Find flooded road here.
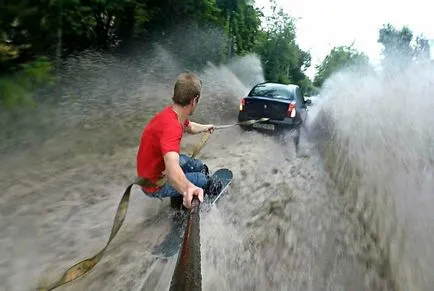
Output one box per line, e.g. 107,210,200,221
2,47,430,291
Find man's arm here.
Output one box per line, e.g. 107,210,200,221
185,121,214,134
163,151,194,194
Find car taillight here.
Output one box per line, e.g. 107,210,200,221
287,102,296,117
239,98,245,111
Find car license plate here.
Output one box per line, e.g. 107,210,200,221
253,122,275,130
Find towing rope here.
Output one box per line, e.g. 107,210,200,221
35,118,268,291
214,117,269,129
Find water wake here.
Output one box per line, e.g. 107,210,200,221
309,62,434,291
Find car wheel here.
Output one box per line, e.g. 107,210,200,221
291,126,301,152
239,125,252,132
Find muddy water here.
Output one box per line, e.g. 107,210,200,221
1,48,391,291
309,62,434,291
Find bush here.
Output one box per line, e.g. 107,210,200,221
0,57,54,109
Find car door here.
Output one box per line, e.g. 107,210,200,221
295,87,307,123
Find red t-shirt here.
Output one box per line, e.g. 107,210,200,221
136,106,190,193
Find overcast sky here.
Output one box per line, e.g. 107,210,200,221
254,0,434,78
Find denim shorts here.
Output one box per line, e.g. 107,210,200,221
145,154,208,199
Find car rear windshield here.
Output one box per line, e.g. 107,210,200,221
248,84,295,100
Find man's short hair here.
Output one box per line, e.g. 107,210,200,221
172,72,202,106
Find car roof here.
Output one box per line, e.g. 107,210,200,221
253,82,299,91
250,82,299,95
248,82,300,100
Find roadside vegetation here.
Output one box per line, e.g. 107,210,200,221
1,0,431,110
313,24,432,88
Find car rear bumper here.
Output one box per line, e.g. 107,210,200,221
238,111,300,130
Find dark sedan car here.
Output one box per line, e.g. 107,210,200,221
238,82,310,132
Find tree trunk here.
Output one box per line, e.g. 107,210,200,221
56,0,63,71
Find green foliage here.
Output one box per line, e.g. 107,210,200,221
312,23,431,89
378,23,431,69
2,1,433,111
0,57,53,109
1,0,314,109
20,57,54,85
299,77,317,96
253,2,311,92
313,46,370,88
414,36,431,61
231,4,262,55
0,78,34,109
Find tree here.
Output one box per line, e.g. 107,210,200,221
414,36,431,62
378,23,431,70
253,1,312,89
313,45,369,88
0,0,229,107
0,0,312,109
378,23,413,69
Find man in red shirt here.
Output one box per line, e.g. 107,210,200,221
137,72,216,210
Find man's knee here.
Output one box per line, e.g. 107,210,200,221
181,156,206,174
185,172,208,188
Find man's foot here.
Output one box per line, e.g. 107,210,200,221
201,164,209,176
205,176,223,196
